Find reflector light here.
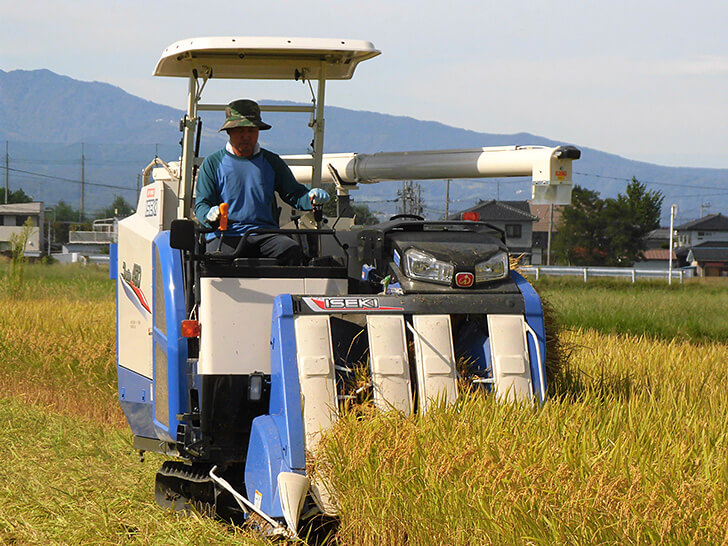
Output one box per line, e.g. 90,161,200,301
455,272,475,287
462,211,479,221
181,320,200,338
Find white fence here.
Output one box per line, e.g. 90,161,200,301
520,265,693,283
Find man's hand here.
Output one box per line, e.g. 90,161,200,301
308,188,330,205
206,205,220,222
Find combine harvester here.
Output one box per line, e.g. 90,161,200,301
114,36,579,537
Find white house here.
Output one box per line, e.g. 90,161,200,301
0,202,45,257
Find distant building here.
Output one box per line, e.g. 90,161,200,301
529,203,564,265
0,201,45,257
671,214,728,277
675,213,728,247
643,227,672,250
676,241,728,277
54,217,118,263
449,200,538,263
639,248,677,270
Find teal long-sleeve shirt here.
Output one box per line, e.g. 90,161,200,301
194,147,311,236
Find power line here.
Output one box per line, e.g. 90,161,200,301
5,166,135,192
574,170,726,191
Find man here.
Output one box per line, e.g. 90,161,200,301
194,99,329,265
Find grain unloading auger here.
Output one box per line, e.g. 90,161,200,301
113,37,579,538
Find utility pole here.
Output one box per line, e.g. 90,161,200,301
80,143,85,222
546,204,554,266
136,174,141,204
4,141,9,203
445,179,450,219
700,201,711,217
668,204,677,285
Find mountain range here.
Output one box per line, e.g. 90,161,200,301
1,68,725,222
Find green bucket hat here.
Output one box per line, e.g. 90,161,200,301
219,99,271,131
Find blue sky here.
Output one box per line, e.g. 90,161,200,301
2,0,727,168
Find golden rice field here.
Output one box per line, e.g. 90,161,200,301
1,265,726,545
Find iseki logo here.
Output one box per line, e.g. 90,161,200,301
324,297,379,309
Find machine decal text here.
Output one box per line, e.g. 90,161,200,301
145,198,159,217
304,297,404,312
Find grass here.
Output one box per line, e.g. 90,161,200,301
0,397,268,545
0,264,121,426
533,277,728,342
0,264,268,545
1,264,727,544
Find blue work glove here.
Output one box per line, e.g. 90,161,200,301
206,205,220,222
308,188,329,205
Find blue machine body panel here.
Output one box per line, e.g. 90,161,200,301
151,231,188,442
245,294,307,518
109,243,118,280
510,271,547,402
117,366,157,437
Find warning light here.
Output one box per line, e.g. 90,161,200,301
462,211,479,222
181,320,200,338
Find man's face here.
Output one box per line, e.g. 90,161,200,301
227,126,259,157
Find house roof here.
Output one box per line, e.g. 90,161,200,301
0,201,44,214
689,247,728,262
677,241,728,262
449,200,538,223
645,227,671,240
641,248,676,261
675,213,728,232
529,203,564,232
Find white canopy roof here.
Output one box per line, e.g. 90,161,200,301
154,36,380,80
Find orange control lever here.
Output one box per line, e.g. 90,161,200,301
218,203,229,231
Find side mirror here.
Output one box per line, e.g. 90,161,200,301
170,219,196,251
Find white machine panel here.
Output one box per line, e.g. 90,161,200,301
294,314,339,516
116,180,173,379
294,315,339,451
366,315,412,415
198,277,346,375
411,315,458,412
487,314,533,402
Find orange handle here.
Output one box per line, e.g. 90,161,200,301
218,203,229,231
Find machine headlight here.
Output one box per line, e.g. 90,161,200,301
403,248,454,285
474,251,509,282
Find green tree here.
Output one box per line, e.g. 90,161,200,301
0,187,33,204
553,185,609,265
97,195,134,219
603,177,663,265
52,200,86,245
554,179,663,266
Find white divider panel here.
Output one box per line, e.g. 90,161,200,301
411,315,458,412
293,316,338,451
486,314,532,402
366,315,412,415
293,315,339,515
